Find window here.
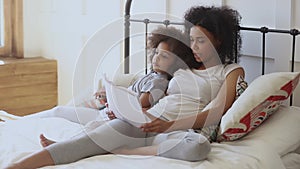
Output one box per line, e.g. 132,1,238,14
0,0,23,58
0,0,4,46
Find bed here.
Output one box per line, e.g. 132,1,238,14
1,1,300,168
1,106,300,169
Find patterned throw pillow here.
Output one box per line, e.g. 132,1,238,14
236,75,248,99
217,72,300,142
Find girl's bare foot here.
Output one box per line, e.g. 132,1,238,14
40,134,56,147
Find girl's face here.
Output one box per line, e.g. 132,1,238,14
152,42,176,74
190,26,220,68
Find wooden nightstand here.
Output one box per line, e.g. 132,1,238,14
0,57,57,116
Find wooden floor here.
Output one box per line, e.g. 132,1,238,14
0,57,57,116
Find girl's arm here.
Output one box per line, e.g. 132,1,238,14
141,68,245,133
139,92,153,109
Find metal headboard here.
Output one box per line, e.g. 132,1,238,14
124,0,299,105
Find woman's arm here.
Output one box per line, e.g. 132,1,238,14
141,68,245,133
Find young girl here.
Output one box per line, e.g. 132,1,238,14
39,26,197,147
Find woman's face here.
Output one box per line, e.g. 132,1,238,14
152,42,176,74
190,26,220,68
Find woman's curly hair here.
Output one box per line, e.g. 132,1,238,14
184,6,242,64
147,26,201,74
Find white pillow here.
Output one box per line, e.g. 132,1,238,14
66,73,141,108
242,105,300,156
217,72,300,141
112,73,142,87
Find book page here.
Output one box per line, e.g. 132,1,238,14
103,75,151,127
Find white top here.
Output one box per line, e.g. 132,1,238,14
147,63,242,121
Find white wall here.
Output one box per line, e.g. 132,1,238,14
23,0,300,106
23,0,124,104
168,0,223,18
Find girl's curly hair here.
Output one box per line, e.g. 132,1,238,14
184,6,242,64
148,26,201,74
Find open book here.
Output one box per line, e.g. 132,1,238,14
103,75,152,127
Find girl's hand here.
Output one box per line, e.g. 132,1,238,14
94,88,107,105
104,103,116,120
140,118,174,133
106,110,116,120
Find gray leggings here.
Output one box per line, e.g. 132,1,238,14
46,119,211,164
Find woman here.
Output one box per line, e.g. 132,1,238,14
141,5,243,136
116,5,244,157
5,5,244,169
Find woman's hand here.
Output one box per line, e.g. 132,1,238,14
140,118,174,133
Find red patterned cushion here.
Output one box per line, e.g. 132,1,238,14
217,72,300,142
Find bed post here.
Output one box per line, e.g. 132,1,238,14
289,28,299,106
124,0,132,74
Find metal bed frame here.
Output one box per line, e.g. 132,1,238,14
123,0,299,105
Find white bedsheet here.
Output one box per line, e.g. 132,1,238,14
0,115,286,169
282,153,300,169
